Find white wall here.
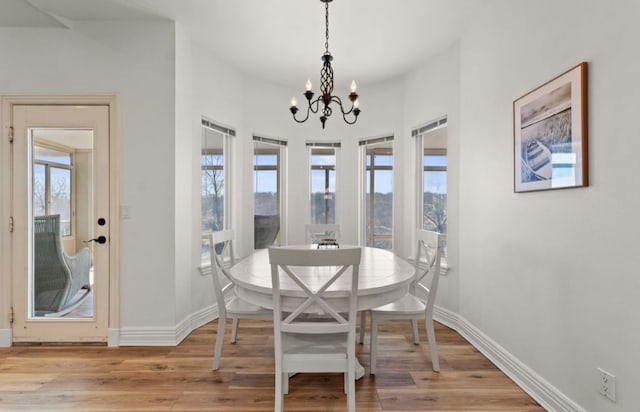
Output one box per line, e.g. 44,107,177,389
0,21,178,329
174,23,195,324
458,0,640,410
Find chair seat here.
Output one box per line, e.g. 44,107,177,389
227,295,272,316
370,293,425,316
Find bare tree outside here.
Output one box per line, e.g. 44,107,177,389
201,152,224,232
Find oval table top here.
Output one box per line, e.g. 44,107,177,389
228,245,415,313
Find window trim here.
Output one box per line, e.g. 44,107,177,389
200,118,235,267
413,118,449,272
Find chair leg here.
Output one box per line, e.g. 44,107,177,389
283,372,289,394
425,317,440,372
212,316,226,370
231,318,240,343
411,319,420,344
274,369,284,412
347,361,356,412
358,311,366,344
369,316,378,375
343,372,347,394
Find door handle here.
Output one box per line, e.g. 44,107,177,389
85,235,107,244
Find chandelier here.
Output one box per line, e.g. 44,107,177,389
289,0,361,129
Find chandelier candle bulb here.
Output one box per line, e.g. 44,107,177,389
290,97,297,108
305,78,313,91
350,80,357,93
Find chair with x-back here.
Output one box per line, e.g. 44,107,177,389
368,229,443,374
269,246,361,412
208,230,272,370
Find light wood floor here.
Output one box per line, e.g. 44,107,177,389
0,319,544,411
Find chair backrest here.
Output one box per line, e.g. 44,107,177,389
269,246,361,335
254,214,280,249
33,214,72,311
211,229,235,268
412,230,443,317
207,230,236,318
305,223,341,245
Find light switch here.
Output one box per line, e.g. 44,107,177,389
120,205,131,220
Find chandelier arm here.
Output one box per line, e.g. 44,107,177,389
342,111,359,125
291,96,324,123
291,106,312,124
308,96,322,114
292,110,311,124
330,95,352,116
330,96,360,124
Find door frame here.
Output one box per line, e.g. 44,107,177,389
0,94,121,346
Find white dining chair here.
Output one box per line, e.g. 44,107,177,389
269,246,361,412
368,229,443,374
304,223,341,245
208,230,272,370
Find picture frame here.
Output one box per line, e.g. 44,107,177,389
513,62,588,193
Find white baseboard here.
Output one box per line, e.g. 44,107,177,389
118,304,218,346
0,328,11,347
434,305,585,412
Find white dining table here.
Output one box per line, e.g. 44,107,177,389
228,245,415,314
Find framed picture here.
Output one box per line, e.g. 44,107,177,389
513,62,588,193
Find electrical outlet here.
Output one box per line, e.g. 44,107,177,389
598,368,617,402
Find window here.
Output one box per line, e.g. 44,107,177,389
201,118,234,260
308,144,339,224
414,117,448,256
360,136,394,250
32,144,73,236
254,135,287,248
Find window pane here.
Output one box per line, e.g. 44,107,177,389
33,164,46,217
34,146,72,165
424,170,447,194
310,149,336,225
375,154,393,166
201,130,225,234
373,170,393,234
201,163,224,232
424,155,447,167
423,171,447,234
254,154,277,166
311,154,335,166
254,148,281,249
254,170,278,215
50,167,72,236
311,169,336,224
365,150,393,250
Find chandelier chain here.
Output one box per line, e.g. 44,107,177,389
324,0,329,53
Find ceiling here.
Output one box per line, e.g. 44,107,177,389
0,0,488,87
